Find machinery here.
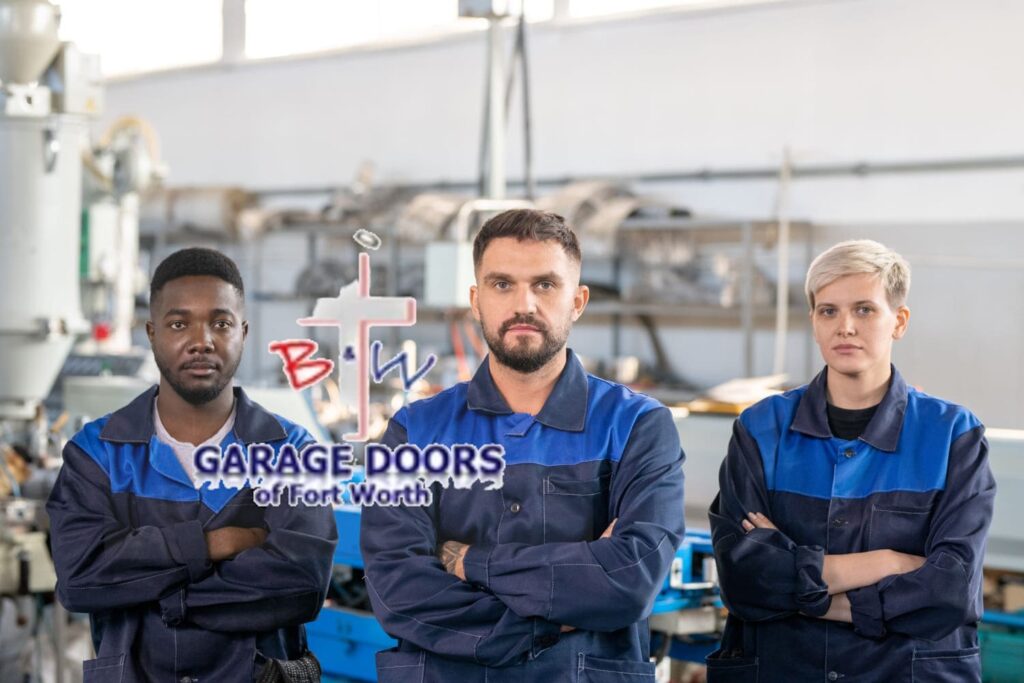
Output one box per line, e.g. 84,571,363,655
0,0,91,676
0,0,94,419
0,1,161,678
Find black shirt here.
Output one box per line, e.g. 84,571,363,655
826,402,879,440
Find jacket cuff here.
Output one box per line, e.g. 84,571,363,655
463,544,492,589
165,520,212,583
159,589,186,626
793,545,831,617
848,584,886,639
530,619,562,659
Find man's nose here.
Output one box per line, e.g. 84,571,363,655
187,325,215,352
514,287,537,315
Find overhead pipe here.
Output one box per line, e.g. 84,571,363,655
251,153,1024,197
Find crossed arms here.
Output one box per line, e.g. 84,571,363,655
47,439,337,633
359,407,685,667
737,510,926,623
710,418,995,640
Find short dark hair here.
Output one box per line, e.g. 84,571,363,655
150,248,245,304
472,209,581,268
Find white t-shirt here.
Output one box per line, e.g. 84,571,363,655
154,398,236,486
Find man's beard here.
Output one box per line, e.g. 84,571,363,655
155,355,238,406
481,313,569,374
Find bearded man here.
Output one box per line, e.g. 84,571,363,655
360,209,686,682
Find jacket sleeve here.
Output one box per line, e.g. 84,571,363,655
157,483,338,633
461,406,686,632
46,440,210,613
847,425,996,641
361,416,564,668
708,418,832,621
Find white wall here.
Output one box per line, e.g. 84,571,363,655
99,0,1024,215
102,0,1024,427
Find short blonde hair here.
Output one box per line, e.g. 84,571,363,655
805,240,911,309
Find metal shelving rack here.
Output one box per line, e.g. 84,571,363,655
140,212,818,386
598,217,817,379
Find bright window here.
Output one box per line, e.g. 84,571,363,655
569,0,777,19
245,0,554,60
58,0,222,78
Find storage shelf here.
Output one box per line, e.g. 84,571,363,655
583,301,810,328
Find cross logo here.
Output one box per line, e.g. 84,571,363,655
269,252,436,441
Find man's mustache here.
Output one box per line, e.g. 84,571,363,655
499,315,548,335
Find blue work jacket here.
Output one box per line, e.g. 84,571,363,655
708,366,996,683
360,350,686,682
46,386,338,682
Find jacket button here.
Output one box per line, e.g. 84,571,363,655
510,502,521,514
828,672,841,681
843,449,855,458
832,518,845,528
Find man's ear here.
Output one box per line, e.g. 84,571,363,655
242,320,249,340
145,320,155,344
572,285,590,321
469,284,481,321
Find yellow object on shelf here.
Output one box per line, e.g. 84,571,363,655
682,398,748,416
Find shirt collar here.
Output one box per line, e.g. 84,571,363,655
100,385,286,444
154,396,237,448
791,365,908,452
466,348,589,432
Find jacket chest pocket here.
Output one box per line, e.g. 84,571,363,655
206,487,264,527
868,504,932,555
543,475,610,543
128,493,201,529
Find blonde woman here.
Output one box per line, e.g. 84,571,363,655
708,240,995,682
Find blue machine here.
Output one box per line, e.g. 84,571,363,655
307,508,387,683
309,508,722,682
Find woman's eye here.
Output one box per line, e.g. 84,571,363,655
857,306,873,315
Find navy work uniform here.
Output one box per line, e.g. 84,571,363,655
47,387,338,682
708,367,995,682
360,350,686,682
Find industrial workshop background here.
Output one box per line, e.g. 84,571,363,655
1,0,1022,681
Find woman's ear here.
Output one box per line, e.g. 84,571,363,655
893,305,910,339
